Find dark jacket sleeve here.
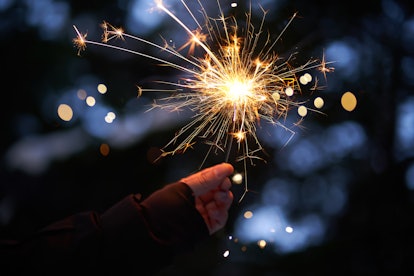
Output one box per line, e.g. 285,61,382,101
0,182,210,275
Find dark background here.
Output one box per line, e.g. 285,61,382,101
1,0,414,275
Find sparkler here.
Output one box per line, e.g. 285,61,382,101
73,0,333,202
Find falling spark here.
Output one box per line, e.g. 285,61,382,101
73,0,334,202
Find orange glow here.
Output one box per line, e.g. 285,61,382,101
341,91,357,112
57,104,73,122
100,143,110,156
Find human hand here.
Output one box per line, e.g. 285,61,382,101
180,163,234,234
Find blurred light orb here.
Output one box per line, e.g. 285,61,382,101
314,97,324,109
244,211,253,219
97,83,107,94
285,86,294,96
77,89,87,100
100,143,110,156
86,96,96,107
258,239,267,249
299,73,312,85
57,104,73,121
285,226,294,233
272,92,280,101
232,172,243,184
341,91,357,111
298,105,308,117
105,111,116,123
223,250,230,257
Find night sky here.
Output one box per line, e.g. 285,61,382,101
1,0,414,275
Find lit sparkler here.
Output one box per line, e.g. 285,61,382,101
73,0,333,202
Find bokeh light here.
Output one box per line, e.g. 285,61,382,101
57,104,73,122
86,96,96,107
341,91,357,111
314,96,324,109
97,83,107,94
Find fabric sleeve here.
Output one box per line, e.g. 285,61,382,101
0,182,210,275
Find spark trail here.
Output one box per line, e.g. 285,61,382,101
73,0,334,202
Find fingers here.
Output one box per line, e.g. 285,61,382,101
181,163,234,196
195,189,233,234
206,203,228,233
215,189,233,210
182,163,234,234
220,177,232,191
204,191,233,233
197,177,232,203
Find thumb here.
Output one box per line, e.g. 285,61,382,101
180,163,234,196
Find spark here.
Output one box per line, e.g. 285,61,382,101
72,25,87,56
318,50,335,81
73,0,334,202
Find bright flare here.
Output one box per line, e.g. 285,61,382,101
73,0,334,201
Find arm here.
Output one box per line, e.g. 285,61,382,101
0,163,234,274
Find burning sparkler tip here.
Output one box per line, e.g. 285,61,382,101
72,25,87,56
136,86,142,97
101,21,125,43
